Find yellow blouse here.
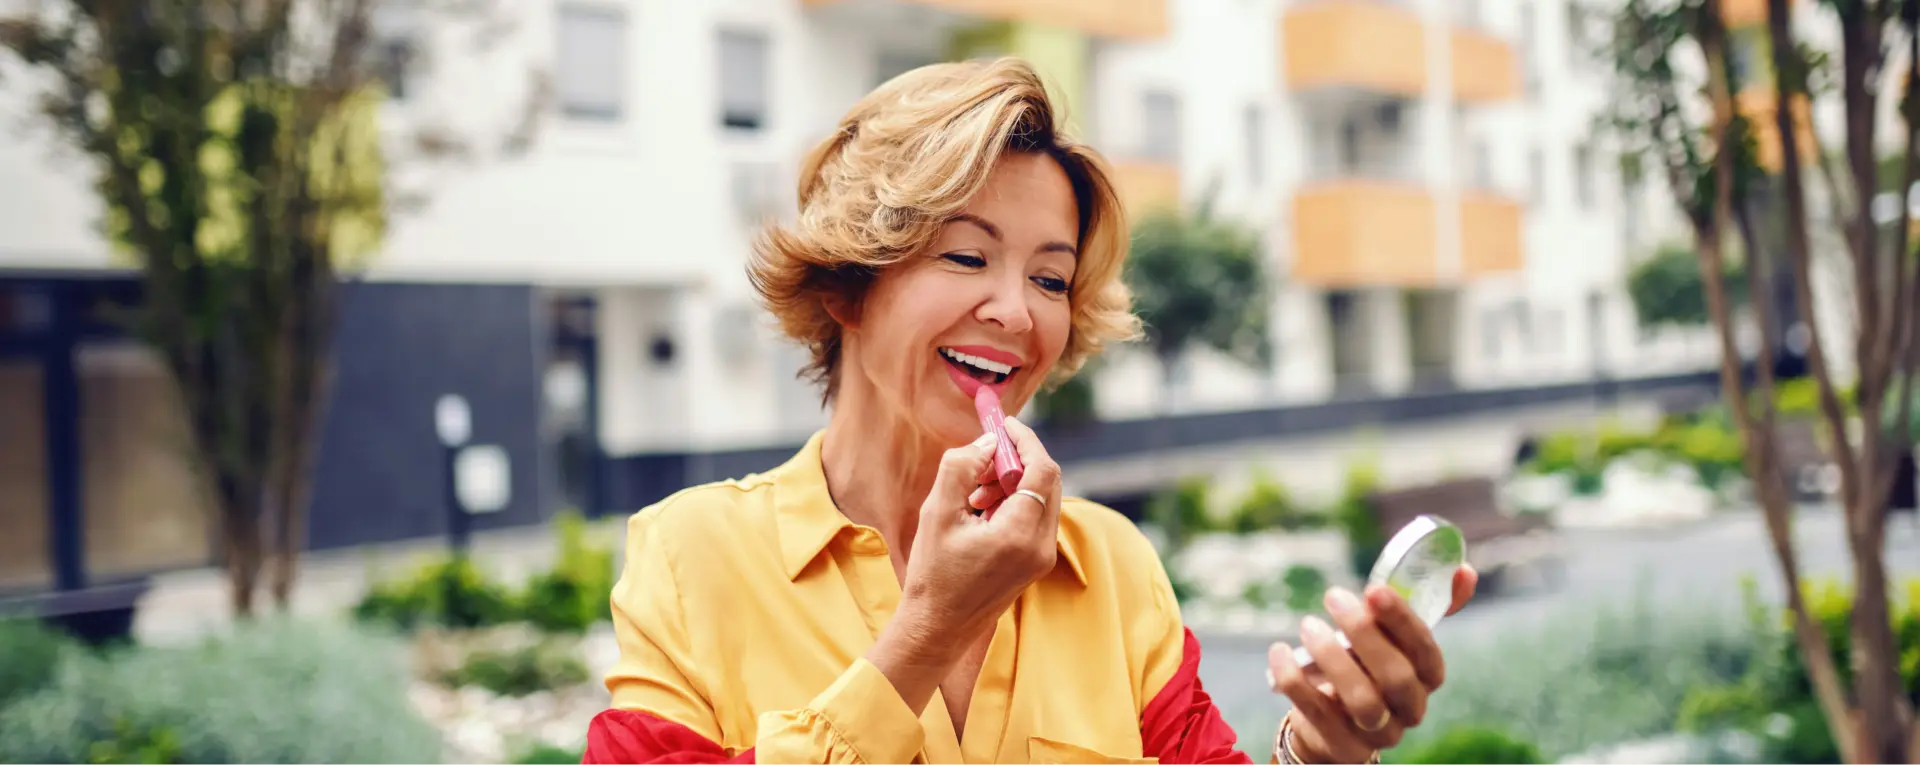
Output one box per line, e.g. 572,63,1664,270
590,431,1252,764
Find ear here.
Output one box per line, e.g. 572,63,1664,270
823,293,860,330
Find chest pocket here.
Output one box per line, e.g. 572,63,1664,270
1026,736,1157,764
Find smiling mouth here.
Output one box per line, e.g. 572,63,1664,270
939,347,1018,385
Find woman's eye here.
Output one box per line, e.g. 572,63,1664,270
942,253,987,268
1032,276,1071,295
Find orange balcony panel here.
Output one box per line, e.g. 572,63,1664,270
1291,182,1439,288
1722,0,1800,28
801,0,1167,39
1460,192,1524,276
1735,90,1815,172
1451,29,1520,103
1282,2,1428,98
1110,160,1182,219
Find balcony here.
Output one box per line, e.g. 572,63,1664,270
1450,27,1520,103
1736,90,1815,172
1281,1,1428,98
1291,181,1439,287
1460,192,1523,275
1290,182,1524,288
1109,160,1181,218
801,0,1168,39
1722,0,1800,28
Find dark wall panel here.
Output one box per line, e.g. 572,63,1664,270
307,282,548,550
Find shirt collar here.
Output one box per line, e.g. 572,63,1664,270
772,430,1088,586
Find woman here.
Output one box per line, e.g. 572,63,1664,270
584,57,1476,764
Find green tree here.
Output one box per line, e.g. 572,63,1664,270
1125,194,1271,408
1626,242,1747,329
0,1,540,615
1597,0,1920,759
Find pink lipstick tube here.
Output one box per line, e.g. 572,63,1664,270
973,387,1025,495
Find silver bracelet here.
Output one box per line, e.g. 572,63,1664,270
1274,716,1381,765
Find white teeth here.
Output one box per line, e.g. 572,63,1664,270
939,347,1015,375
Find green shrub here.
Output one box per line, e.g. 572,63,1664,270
1393,726,1543,764
512,742,586,764
1390,588,1759,761
1148,477,1215,550
353,554,520,632
0,618,74,711
1330,460,1384,579
442,638,590,697
1676,576,1920,764
0,617,442,763
354,512,619,634
520,513,618,634
1280,565,1329,614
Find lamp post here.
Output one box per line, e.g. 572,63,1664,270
435,394,472,555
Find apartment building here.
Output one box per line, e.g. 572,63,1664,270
0,0,1718,592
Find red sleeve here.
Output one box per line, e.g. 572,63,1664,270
583,709,756,764
1139,628,1257,764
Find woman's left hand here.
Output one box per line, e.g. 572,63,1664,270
1266,565,1478,763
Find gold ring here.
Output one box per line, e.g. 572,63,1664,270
1356,708,1392,732
1013,488,1048,507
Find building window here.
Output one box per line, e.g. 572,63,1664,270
557,4,628,121
1141,90,1181,162
376,38,415,100
1574,142,1596,207
1520,1,1537,96
1528,146,1546,206
718,30,769,131
1244,104,1264,185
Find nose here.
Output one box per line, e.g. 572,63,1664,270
974,273,1034,335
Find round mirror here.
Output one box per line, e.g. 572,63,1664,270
1292,515,1466,669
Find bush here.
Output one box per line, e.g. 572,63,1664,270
512,743,586,764
442,638,591,698
0,617,443,763
1147,477,1215,550
354,554,520,632
354,511,619,634
519,513,618,634
1676,575,1920,764
1390,588,1759,761
1330,460,1384,579
1393,727,1543,764
1280,565,1329,614
0,618,74,711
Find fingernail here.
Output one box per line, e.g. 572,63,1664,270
1265,666,1278,690
973,431,997,449
1324,587,1360,617
1367,586,1398,609
1300,615,1331,640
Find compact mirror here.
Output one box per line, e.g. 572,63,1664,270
1292,515,1466,669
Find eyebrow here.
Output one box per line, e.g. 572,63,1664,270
950,213,1078,256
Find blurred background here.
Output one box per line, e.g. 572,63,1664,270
1,0,1918,762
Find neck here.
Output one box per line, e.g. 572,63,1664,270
820,381,944,560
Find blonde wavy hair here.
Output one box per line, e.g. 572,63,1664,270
748,57,1140,403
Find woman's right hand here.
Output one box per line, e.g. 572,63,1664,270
868,418,1063,700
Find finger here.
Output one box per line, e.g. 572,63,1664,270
968,482,1007,512
1367,584,1447,690
1297,615,1392,736
1266,642,1346,724
931,432,1000,524
1447,564,1479,616
1325,587,1426,726
996,417,1061,526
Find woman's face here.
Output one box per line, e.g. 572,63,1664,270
843,151,1080,446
